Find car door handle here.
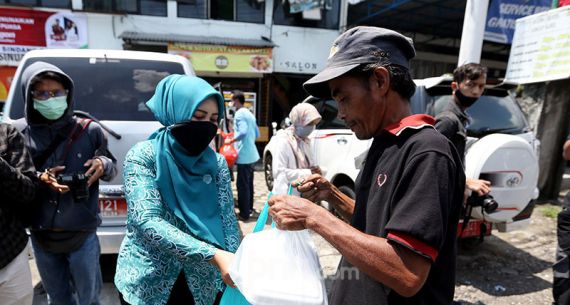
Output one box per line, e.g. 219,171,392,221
337,137,348,145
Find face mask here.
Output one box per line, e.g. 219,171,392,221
295,125,315,138
454,88,479,108
170,121,218,156
33,96,68,120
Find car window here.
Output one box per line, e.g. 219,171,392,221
313,99,347,129
8,57,185,121
432,95,528,137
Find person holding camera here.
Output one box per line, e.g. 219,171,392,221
114,75,239,305
434,63,491,198
0,123,37,305
18,62,117,305
269,102,322,195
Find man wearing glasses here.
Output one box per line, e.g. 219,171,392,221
18,62,117,305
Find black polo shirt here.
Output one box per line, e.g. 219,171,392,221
435,101,469,164
329,114,465,305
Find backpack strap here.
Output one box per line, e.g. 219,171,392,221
60,118,93,163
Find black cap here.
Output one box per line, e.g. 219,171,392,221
304,26,416,98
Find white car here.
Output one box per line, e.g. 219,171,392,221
2,49,195,255
263,76,540,238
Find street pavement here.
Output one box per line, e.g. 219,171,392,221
30,169,341,304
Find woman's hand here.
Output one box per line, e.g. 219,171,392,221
210,249,236,287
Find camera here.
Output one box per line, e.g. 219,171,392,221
467,194,499,214
57,173,90,202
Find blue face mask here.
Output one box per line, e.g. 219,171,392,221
33,96,68,120
294,125,315,138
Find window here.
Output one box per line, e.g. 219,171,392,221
0,0,70,8
273,0,340,30
82,0,167,16
177,0,265,23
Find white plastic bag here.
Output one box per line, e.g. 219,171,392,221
230,227,328,305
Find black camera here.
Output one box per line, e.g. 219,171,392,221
57,173,90,202
467,194,499,214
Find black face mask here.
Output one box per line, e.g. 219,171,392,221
170,121,218,156
454,88,479,108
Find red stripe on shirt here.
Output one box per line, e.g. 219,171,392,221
387,232,438,262
384,114,435,136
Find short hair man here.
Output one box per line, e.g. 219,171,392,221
0,123,37,305
19,62,117,305
268,26,465,304
435,63,491,197
227,90,260,220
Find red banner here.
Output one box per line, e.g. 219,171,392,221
0,8,51,46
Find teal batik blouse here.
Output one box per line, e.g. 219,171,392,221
115,141,240,305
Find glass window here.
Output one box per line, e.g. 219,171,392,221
210,0,233,20
42,0,71,8
236,0,264,23
273,0,340,29
178,0,207,19
5,0,37,5
9,57,186,121
140,0,167,16
116,0,137,13
83,0,113,12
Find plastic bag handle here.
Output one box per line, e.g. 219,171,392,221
251,184,294,233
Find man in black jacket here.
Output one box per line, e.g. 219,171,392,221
0,123,37,305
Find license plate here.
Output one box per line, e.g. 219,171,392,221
457,219,492,238
99,197,127,217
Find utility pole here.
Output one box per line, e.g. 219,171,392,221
457,0,490,66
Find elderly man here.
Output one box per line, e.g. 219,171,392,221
268,26,465,305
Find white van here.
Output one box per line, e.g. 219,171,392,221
263,76,540,239
2,49,194,254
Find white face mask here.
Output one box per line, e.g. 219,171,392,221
294,125,315,138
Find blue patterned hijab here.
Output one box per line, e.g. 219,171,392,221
146,74,226,249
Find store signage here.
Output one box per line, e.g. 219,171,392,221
278,60,319,73
168,43,273,73
484,0,551,44
0,8,88,66
506,5,570,84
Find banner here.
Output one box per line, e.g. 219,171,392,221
505,5,570,84
484,0,551,44
168,43,273,74
0,8,88,66
0,66,16,102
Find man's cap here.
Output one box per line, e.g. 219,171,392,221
304,26,416,98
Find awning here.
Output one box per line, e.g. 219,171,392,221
119,31,276,48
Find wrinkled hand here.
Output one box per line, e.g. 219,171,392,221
210,250,236,288
84,158,104,187
293,174,333,203
466,178,491,196
41,166,70,194
268,195,322,231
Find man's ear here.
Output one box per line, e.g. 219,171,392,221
371,67,390,95
451,81,458,92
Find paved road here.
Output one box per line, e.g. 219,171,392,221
30,170,341,304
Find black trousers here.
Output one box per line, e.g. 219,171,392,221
119,272,222,305
554,193,570,305
237,163,255,219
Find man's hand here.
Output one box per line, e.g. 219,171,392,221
294,174,333,202
310,166,322,175
466,177,491,196
84,158,104,187
210,249,236,287
268,195,323,230
40,166,70,194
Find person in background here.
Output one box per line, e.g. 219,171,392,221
435,63,491,197
0,123,37,305
115,75,240,305
268,26,465,304
553,135,570,305
226,90,260,221
270,103,322,195
19,62,117,305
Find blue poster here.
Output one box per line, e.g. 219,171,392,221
484,0,551,44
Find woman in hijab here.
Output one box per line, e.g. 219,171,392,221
270,102,322,195
115,75,240,305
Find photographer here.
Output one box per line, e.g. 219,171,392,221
18,62,117,305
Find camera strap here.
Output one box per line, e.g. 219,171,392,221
60,118,93,163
